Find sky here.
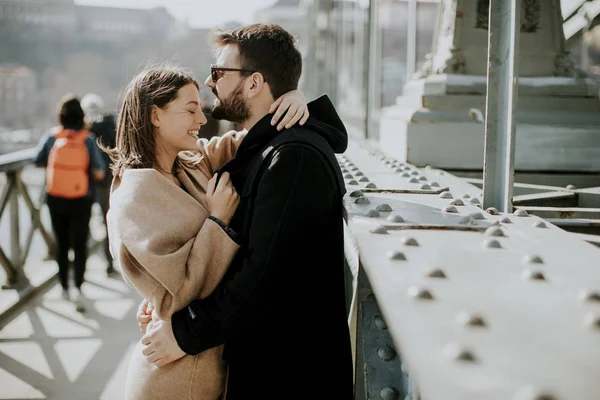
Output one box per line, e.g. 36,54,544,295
74,0,280,29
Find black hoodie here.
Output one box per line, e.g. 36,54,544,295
171,94,354,400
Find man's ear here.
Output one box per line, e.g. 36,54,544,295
247,72,268,99
150,105,160,128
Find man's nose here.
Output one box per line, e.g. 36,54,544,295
205,75,214,88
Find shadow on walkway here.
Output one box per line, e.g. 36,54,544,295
0,255,143,400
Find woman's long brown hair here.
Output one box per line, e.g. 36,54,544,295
103,65,202,178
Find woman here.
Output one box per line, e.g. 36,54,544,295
105,65,309,400
35,94,106,312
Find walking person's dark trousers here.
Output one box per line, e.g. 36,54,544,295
47,197,92,290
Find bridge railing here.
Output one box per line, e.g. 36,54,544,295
342,140,600,400
0,148,54,288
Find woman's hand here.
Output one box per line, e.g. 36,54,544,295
137,299,153,334
206,171,239,224
269,89,310,131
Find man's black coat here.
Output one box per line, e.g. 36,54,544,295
171,95,353,399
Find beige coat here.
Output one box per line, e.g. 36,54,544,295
107,131,245,400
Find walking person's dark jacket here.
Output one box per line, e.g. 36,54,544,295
171,94,353,399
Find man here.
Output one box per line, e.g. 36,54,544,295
81,93,118,277
139,24,353,399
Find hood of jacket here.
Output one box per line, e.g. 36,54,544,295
234,94,348,159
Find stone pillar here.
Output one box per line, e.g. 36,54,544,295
379,0,600,172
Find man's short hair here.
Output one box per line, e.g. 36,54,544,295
211,24,302,99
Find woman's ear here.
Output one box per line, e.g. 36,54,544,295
150,105,160,128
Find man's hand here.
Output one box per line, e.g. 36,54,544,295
137,299,153,334
141,318,186,368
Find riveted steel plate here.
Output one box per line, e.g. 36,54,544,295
343,142,600,400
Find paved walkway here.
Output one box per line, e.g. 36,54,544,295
0,255,143,400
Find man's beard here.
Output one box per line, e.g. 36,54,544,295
211,81,250,123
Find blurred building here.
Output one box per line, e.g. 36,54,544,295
0,65,37,129
0,0,76,31
75,5,175,41
0,0,175,39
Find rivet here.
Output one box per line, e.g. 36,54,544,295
409,177,419,183
377,345,396,361
430,182,440,187
522,255,544,264
349,190,364,197
463,194,471,199
460,216,476,225
533,221,547,228
365,183,377,188
484,227,505,237
419,176,428,181
420,184,431,190
514,209,529,217
359,177,369,182
347,179,358,185
369,225,388,234
410,171,419,176
376,204,392,212
395,167,404,173
408,286,433,300
401,172,410,178
456,312,486,327
485,207,500,215
355,171,364,176
366,210,380,218
579,289,600,303
386,214,404,223
470,198,481,205
513,386,557,400
354,196,370,205
374,315,387,330
402,237,419,246
379,387,399,400
439,191,453,199
444,344,476,362
443,206,458,213
469,212,485,220
500,217,512,223
344,173,353,179
387,251,407,261
584,312,600,329
483,239,502,249
341,169,348,174
566,184,576,190
426,268,446,279
450,199,465,206
522,269,546,281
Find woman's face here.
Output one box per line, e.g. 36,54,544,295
153,83,207,154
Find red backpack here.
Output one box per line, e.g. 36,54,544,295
46,128,91,199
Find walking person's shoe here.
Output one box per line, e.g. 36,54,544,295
61,288,70,301
74,288,86,313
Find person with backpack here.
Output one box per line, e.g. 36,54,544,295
81,93,118,277
35,94,106,312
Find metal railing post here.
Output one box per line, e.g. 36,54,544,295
482,0,521,212
8,171,22,278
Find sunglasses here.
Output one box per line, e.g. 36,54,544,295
210,64,257,83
